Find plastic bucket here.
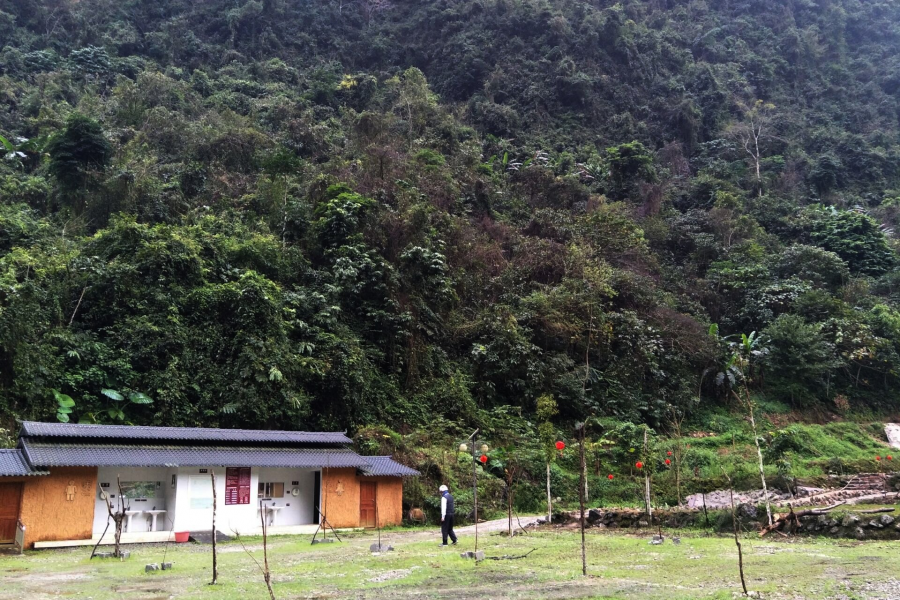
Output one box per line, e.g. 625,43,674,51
174,531,190,543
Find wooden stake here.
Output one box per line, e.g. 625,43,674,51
546,461,552,523
210,470,218,585
578,423,587,577
643,429,652,519
469,428,479,553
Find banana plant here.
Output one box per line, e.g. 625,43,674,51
1,132,48,169
0,133,27,164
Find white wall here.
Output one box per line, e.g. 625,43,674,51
169,467,319,534
93,466,322,534
93,467,171,534
256,468,317,527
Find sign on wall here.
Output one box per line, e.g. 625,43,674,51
225,467,251,505
189,476,214,509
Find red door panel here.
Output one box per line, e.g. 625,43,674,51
360,482,376,528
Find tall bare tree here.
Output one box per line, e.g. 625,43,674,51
728,100,776,197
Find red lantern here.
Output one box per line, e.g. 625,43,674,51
555,441,565,451
889,455,894,461
876,455,882,461
666,451,672,456
665,459,671,466
607,474,614,480
635,461,643,469
479,454,488,464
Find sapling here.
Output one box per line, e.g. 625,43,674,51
235,501,276,600
723,469,749,596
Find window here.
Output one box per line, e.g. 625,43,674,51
120,481,161,499
258,482,284,499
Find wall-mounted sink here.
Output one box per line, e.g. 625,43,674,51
124,510,142,532
265,506,282,526
145,509,167,532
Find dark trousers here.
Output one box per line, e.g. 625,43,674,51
441,515,457,544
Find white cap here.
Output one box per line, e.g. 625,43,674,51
439,485,448,492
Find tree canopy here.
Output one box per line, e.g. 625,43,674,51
0,0,899,433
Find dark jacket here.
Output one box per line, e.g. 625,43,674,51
441,491,455,516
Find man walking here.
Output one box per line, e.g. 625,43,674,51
439,484,457,546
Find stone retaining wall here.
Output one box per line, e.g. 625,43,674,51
555,505,900,540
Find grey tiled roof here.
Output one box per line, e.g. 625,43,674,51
0,449,48,476
359,456,420,477
20,440,369,469
19,421,351,445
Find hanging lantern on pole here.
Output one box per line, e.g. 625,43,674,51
480,444,489,453
459,443,468,453
479,454,488,464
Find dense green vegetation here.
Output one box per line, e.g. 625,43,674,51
1,0,899,502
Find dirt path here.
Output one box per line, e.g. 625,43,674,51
373,515,541,545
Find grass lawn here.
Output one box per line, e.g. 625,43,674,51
2,525,899,599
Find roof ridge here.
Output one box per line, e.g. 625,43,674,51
19,420,346,434
18,421,353,445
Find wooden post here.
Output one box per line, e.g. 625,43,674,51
210,470,218,585
578,423,587,577
507,477,512,537
469,429,479,552
546,461,552,523
643,429,652,520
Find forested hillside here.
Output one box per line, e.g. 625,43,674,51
1,0,899,438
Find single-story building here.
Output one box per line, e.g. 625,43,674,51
0,421,418,550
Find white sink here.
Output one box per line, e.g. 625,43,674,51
265,506,283,526
145,510,167,532
124,510,142,532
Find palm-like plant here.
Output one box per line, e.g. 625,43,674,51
707,327,773,525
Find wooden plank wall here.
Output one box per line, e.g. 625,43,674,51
320,467,360,528
16,467,97,547
370,477,403,527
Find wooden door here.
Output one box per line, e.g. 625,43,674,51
359,482,376,528
0,483,22,543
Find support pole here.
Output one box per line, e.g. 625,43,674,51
469,429,479,552
578,423,587,577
